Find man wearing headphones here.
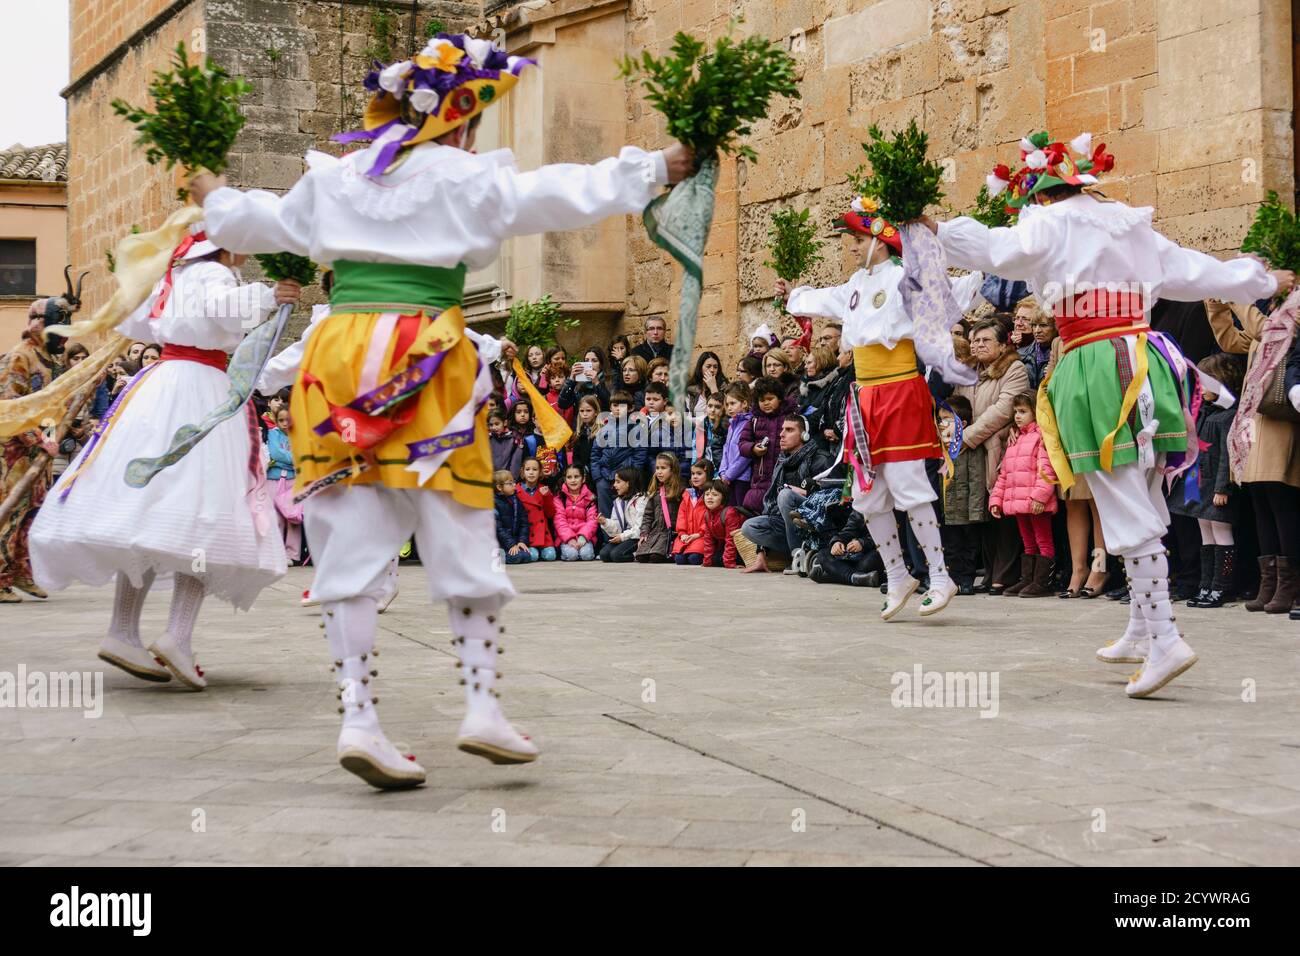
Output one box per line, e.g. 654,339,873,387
739,413,834,574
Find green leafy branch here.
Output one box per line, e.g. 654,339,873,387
504,294,578,351
618,19,799,166
969,184,1013,229
848,120,945,224
763,207,824,312
254,253,318,287
1241,191,1300,275
111,43,253,201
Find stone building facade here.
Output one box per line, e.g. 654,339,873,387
65,0,1295,363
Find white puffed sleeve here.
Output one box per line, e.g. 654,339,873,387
479,147,667,240
204,175,316,256
465,327,502,365
947,269,985,311
113,291,162,342
258,304,328,394
937,215,1055,279
195,263,277,334
1152,231,1277,304
787,275,856,319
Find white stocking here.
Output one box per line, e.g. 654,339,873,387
1119,558,1147,641
324,596,382,735
865,511,910,589
907,504,952,590
166,573,206,658
109,570,154,649
1125,544,1179,652
449,595,506,724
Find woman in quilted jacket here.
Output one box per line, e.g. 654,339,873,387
989,392,1058,597
554,464,598,561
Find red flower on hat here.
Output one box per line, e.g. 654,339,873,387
1091,143,1114,173
993,164,1011,182
1046,143,1066,166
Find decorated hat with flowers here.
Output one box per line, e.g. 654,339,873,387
832,196,902,253
334,33,536,178
985,131,1115,211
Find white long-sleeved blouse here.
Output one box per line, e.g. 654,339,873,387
936,192,1276,311
116,260,276,353
203,143,668,271
787,260,985,350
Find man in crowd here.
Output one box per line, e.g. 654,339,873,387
818,322,842,355
740,414,834,574
631,316,674,364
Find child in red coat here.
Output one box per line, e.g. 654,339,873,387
989,392,1059,597
517,457,557,561
554,464,598,561
674,461,722,565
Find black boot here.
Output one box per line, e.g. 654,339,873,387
1187,545,1215,607
1198,545,1236,608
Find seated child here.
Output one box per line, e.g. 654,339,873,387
598,467,647,563
554,464,598,561
517,457,558,562
673,461,725,566
493,470,533,565
634,452,684,563
490,407,524,478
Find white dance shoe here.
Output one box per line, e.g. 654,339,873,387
1097,632,1149,664
1126,637,1198,698
457,713,539,765
146,633,207,690
301,588,319,608
337,726,426,789
918,579,958,617
880,576,920,621
98,636,172,683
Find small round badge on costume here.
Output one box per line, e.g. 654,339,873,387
848,290,860,311
870,218,885,237
872,290,887,309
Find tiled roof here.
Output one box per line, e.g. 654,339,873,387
0,142,67,182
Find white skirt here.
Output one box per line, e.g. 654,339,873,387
31,359,287,609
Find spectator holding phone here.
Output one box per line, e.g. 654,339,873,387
558,347,610,411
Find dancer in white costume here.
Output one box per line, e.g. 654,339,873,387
778,198,984,619
30,223,302,688
257,297,400,614
192,33,693,787
932,131,1293,696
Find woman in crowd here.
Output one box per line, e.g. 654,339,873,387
620,355,648,408
799,345,839,414
686,350,728,417
956,316,1030,594
559,347,610,412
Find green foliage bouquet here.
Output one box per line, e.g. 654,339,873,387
1241,191,1300,274
849,120,945,224
254,253,318,287
763,207,824,311
112,43,254,200
618,20,799,166
969,184,1013,229
504,295,577,351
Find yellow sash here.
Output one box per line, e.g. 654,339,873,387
853,340,919,386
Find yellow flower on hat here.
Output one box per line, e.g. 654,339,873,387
415,38,464,73
859,196,879,214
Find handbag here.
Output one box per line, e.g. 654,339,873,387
1257,362,1300,423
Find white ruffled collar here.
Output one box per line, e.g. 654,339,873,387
1017,193,1154,235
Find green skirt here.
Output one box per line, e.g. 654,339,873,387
1046,336,1187,475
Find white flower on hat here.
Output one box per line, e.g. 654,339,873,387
378,60,414,97
409,87,440,114
1070,132,1093,156
1025,149,1048,170
850,196,865,214
462,36,494,68
1019,137,1037,154
421,37,458,60
985,173,1009,197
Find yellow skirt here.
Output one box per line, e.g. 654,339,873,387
289,307,494,511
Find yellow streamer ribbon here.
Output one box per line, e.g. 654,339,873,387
0,205,203,438
1036,372,1074,495
1099,331,1149,472
512,357,572,451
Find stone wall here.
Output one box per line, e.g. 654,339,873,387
619,0,1294,369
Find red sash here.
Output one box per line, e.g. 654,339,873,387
1055,289,1148,351
159,344,230,371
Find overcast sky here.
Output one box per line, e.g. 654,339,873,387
0,0,70,148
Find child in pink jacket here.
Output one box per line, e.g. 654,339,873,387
555,464,598,561
989,392,1059,598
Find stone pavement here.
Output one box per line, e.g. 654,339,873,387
1,563,1298,866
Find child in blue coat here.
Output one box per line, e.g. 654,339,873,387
493,470,533,565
